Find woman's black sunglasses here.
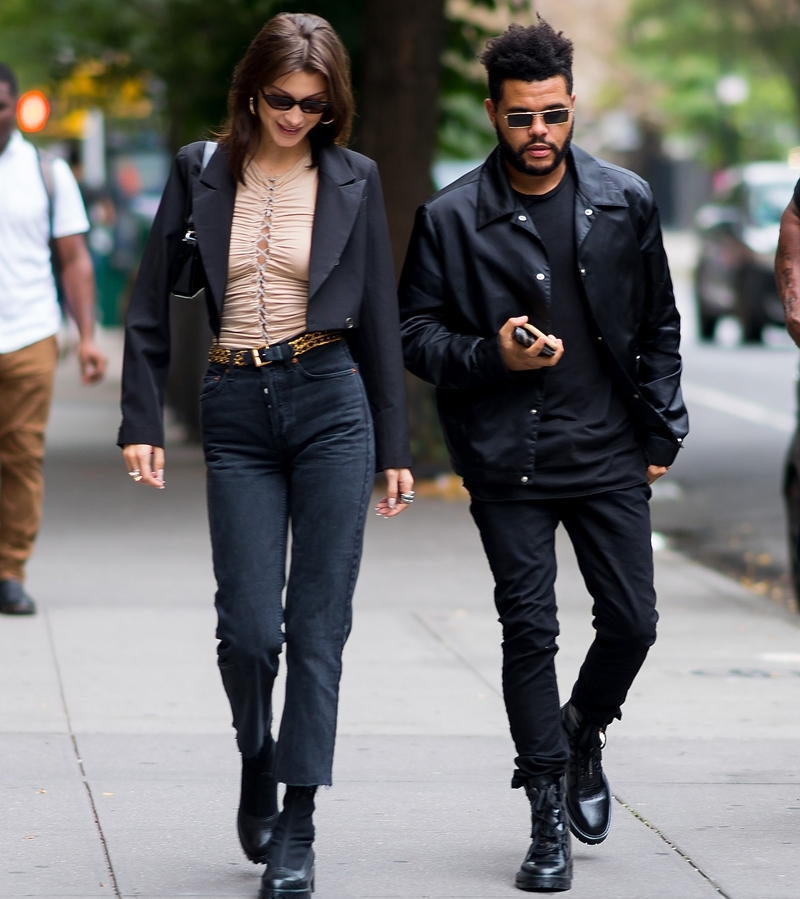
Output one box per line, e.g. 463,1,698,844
260,91,332,116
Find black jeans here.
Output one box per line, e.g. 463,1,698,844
469,484,658,783
200,340,375,786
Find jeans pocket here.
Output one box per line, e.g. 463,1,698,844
199,366,228,401
294,343,356,380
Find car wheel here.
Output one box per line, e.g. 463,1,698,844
786,468,800,605
698,310,718,341
694,261,718,342
736,266,765,344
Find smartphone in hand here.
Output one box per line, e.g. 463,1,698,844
512,323,558,357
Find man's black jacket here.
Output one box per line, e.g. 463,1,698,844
118,141,411,471
399,145,689,484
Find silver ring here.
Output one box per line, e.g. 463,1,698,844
399,491,415,504
128,470,141,478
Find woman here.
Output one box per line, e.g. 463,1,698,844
118,13,413,898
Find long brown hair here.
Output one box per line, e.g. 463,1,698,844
219,13,354,183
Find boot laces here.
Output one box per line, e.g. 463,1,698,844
571,723,606,785
529,783,566,851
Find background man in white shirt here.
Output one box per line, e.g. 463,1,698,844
0,63,107,615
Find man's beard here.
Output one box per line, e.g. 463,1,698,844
497,120,574,177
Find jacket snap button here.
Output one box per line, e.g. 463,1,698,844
530,409,537,414
597,336,603,342
580,268,586,275
536,273,545,281
633,393,639,399
518,215,527,221
521,476,529,483
585,209,593,216
345,317,354,328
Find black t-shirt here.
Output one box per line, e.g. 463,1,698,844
466,163,646,501
794,177,800,209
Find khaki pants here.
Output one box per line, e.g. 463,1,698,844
0,336,58,582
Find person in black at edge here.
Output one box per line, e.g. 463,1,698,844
399,18,688,893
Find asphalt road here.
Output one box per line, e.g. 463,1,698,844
653,233,800,609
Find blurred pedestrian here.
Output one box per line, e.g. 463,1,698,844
0,63,107,616
118,14,412,899
400,19,688,893
776,181,800,346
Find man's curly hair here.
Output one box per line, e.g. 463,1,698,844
479,17,573,103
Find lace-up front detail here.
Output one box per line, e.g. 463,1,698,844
219,153,318,349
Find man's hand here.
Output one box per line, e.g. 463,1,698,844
55,233,107,384
78,339,107,384
647,465,668,485
499,316,564,371
776,199,800,347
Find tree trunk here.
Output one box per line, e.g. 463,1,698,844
360,0,447,274
359,0,449,473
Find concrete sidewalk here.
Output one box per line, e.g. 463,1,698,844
4,338,800,899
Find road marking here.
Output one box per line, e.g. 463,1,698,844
682,381,795,434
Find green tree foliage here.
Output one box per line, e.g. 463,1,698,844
625,0,799,167
0,0,362,150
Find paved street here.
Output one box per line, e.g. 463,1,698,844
5,242,800,898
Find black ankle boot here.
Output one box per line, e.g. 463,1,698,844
260,785,316,899
561,701,612,845
515,775,572,893
238,741,279,864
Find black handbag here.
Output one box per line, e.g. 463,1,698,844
171,141,217,300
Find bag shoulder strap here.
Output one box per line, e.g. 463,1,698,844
185,141,217,231
35,148,56,240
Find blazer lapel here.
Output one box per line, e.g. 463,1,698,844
193,144,236,320
309,145,366,299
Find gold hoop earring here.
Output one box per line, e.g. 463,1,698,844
249,97,256,115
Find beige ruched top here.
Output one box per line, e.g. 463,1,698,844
217,152,318,348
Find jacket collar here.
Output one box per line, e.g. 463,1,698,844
476,144,627,229
308,144,366,298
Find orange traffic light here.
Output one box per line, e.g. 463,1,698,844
17,90,50,132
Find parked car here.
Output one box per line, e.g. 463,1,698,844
694,162,798,342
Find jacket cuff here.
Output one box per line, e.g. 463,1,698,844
476,335,513,385
117,423,165,449
643,430,681,467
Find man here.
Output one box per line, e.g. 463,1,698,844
0,64,107,615
399,20,688,893
777,181,800,346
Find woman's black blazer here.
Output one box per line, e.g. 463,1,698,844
118,141,411,471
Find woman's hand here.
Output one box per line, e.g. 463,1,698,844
122,444,165,489
376,468,414,518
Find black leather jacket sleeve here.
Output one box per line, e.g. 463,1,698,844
635,196,685,467
400,205,512,390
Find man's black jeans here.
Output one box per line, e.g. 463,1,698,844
200,341,375,786
469,484,658,783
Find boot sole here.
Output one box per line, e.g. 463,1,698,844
565,796,611,845
515,871,572,892
260,873,315,898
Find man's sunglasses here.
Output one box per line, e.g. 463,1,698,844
503,108,573,128
260,91,332,116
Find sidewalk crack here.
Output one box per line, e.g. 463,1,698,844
412,611,502,698
614,793,732,898
44,610,122,898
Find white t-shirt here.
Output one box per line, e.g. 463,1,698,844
0,130,90,354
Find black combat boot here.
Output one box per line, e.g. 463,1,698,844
561,701,612,845
515,774,572,892
260,785,316,898
238,740,279,864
